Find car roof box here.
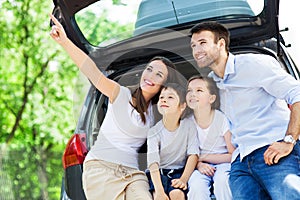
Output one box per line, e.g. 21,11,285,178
134,0,254,35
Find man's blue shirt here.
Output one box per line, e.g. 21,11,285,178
209,53,300,161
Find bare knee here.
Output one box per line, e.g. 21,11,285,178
169,189,185,200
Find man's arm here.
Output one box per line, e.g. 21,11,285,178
286,102,300,141
264,101,300,165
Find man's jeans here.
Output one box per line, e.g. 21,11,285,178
229,141,300,200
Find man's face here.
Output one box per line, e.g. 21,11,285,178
190,30,221,68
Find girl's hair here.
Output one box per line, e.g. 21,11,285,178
187,75,220,110
132,56,177,124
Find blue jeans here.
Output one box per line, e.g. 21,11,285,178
229,141,300,200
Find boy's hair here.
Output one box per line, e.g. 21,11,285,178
162,83,186,105
190,21,230,52
162,82,190,118
187,75,220,110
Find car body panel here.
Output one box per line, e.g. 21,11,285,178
63,166,86,200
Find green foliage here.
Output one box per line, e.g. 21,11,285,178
0,0,77,199
0,0,133,199
0,0,78,198
76,9,134,46
2,145,63,199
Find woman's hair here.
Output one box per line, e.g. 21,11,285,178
187,75,220,110
190,21,230,53
132,56,177,124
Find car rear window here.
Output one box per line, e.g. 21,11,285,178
75,0,264,47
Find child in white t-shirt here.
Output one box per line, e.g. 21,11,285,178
186,76,235,200
147,83,199,200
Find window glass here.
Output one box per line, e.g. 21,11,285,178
75,0,264,46
75,0,141,46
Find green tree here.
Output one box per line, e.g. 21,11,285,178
0,0,133,199
0,0,78,199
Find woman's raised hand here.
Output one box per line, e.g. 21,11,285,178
49,14,68,45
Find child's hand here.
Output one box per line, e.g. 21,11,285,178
154,191,170,200
197,162,216,177
49,14,68,45
171,178,187,190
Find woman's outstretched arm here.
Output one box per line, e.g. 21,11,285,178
49,14,120,103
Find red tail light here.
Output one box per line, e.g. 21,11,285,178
62,133,88,169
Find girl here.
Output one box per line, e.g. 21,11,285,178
186,75,235,200
50,15,179,200
147,83,199,200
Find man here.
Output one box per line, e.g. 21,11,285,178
189,21,300,200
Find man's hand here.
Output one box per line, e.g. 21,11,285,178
263,141,294,165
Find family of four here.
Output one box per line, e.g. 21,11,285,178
50,14,300,200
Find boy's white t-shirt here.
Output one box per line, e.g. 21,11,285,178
85,86,154,169
147,118,199,169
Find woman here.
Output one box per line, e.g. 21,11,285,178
50,15,179,200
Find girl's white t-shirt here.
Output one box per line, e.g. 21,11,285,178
192,110,230,154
